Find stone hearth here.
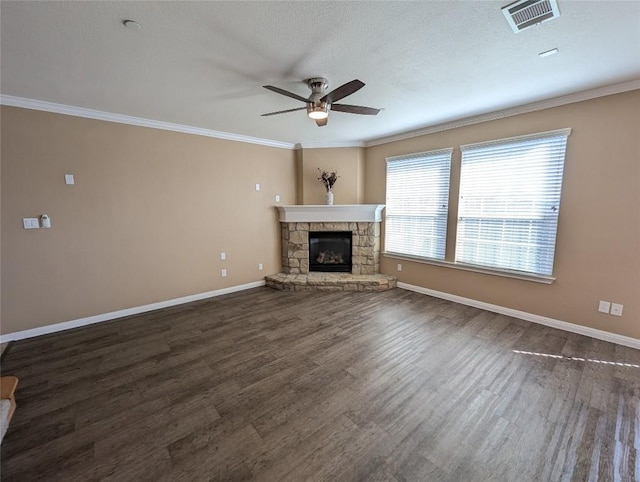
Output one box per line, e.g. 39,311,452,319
265,272,397,292
266,205,396,291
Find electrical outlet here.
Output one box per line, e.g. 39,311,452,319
220,252,226,260
397,263,402,271
598,300,611,314
275,194,280,202
65,174,75,185
258,263,263,270
255,183,260,191
610,303,624,316
221,269,227,277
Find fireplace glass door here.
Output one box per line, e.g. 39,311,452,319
309,231,352,272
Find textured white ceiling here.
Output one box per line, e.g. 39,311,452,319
1,1,639,146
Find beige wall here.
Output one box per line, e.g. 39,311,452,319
1,106,296,335
365,90,640,339
296,147,365,205
3,91,639,341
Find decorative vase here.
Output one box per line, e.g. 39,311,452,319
325,191,334,205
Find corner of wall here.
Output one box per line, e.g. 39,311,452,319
295,148,304,205
357,147,366,204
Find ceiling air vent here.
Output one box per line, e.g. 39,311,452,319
502,0,560,33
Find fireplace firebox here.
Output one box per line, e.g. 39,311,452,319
309,231,352,273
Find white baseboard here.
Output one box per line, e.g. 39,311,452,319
398,282,640,350
5,280,637,351
0,280,266,343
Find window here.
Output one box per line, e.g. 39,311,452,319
456,129,570,276
385,148,453,260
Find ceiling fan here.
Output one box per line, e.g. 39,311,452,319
261,78,380,127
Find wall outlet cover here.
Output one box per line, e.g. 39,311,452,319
610,303,624,316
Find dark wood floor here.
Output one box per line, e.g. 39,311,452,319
1,287,639,481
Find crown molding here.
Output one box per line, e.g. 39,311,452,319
3,79,637,151
294,141,365,149
364,79,640,147
0,95,296,150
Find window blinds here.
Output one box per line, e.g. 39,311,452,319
385,149,453,260
456,129,570,276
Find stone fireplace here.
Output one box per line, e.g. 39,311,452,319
266,205,397,291
280,221,380,275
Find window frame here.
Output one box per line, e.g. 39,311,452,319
455,128,570,277
382,128,571,283
384,147,453,261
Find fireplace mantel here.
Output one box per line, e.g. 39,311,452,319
276,204,385,223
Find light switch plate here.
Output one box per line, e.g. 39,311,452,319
258,263,263,270
220,252,226,260
598,300,610,313
23,218,40,229
255,183,260,191
221,269,227,277
65,174,75,185
275,195,280,202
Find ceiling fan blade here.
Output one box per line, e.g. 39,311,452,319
315,118,328,127
331,104,380,115
261,107,307,117
263,85,310,103
321,79,365,104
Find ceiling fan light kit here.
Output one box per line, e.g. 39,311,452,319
307,103,328,120
262,77,380,127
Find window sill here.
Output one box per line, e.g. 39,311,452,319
383,252,555,284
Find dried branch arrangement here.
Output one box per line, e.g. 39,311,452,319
317,169,338,192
